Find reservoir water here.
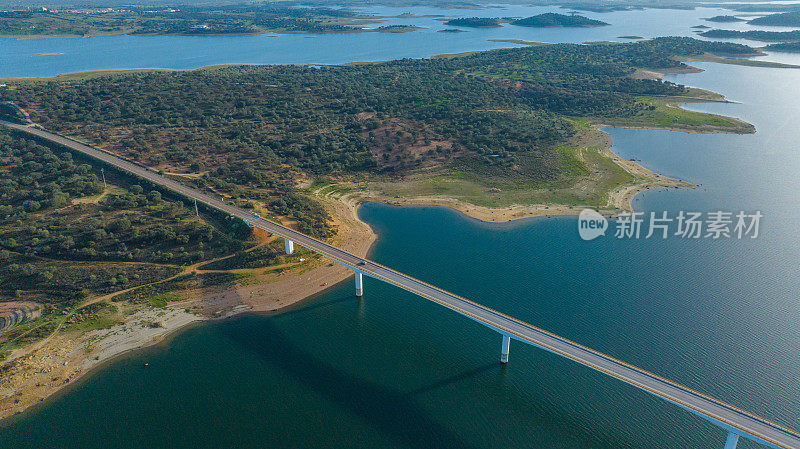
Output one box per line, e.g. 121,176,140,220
1,6,800,449
0,4,798,78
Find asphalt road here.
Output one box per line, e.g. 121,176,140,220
4,121,798,449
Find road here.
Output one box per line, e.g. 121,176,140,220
3,121,799,449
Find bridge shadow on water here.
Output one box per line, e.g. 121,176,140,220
406,363,499,397
222,319,483,449
222,289,653,449
220,316,649,449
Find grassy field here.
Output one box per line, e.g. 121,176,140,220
601,95,755,134
369,125,636,210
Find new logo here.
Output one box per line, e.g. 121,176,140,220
578,209,608,241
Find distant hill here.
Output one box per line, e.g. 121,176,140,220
765,42,800,52
511,13,608,28
443,17,501,28
747,11,800,27
704,15,745,23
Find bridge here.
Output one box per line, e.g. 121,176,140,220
3,120,799,449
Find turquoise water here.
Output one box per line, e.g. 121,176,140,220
2,61,800,448
0,4,794,78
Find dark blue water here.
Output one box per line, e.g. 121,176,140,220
0,4,793,78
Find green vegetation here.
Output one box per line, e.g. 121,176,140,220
374,25,420,33
511,13,608,28
765,42,800,53
0,251,181,305
602,96,753,133
0,5,372,38
373,139,634,209
0,102,26,124
444,17,501,27
0,123,309,362
0,130,242,266
704,15,744,23
111,271,234,305
0,127,272,360
700,29,800,42
3,38,755,203
62,302,120,332
747,11,800,27
442,13,608,29
683,53,799,68
199,244,281,270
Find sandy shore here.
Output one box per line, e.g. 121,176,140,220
0,307,202,420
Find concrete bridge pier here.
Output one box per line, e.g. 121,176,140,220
500,334,511,363
284,238,294,255
724,432,740,449
355,271,363,297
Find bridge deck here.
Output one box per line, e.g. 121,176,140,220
5,121,799,449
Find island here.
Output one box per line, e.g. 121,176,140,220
704,15,745,23
747,10,800,27
443,17,501,28
511,13,609,27
374,25,422,33
0,37,760,418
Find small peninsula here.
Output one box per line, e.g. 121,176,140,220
765,41,800,52
747,11,800,27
